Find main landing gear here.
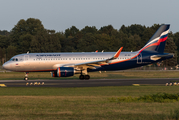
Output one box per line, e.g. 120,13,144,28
24,72,29,81
79,69,90,80
79,75,90,80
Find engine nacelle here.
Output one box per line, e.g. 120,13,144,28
56,67,74,77
51,71,58,77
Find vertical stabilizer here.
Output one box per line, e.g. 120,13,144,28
139,24,170,53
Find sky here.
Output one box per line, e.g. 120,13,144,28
0,0,179,33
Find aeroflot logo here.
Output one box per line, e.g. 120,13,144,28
36,54,60,56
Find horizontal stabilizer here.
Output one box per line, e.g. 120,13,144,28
150,53,174,61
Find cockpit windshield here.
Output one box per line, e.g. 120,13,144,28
9,57,24,61
10,58,19,61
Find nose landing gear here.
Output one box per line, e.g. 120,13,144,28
24,72,29,81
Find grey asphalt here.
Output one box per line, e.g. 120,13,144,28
0,78,179,87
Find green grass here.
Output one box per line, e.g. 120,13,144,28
1,70,179,119
109,92,179,103
1,86,179,119
1,70,179,80
1,86,179,96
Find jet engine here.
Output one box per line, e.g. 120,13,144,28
51,67,74,77
51,71,58,77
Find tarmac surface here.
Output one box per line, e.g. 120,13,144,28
1,78,179,87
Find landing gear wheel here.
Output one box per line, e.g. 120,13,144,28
79,75,85,80
24,77,28,81
24,72,29,81
84,75,90,80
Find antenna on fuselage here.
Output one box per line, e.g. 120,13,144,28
102,50,104,53
27,51,29,54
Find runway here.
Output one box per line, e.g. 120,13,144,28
0,78,179,87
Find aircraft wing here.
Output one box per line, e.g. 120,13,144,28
72,47,123,69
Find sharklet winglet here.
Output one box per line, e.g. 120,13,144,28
113,47,123,59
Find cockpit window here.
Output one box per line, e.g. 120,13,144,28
10,58,18,61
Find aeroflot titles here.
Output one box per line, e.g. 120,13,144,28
36,54,61,56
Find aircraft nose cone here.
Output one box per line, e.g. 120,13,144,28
2,64,5,69
2,63,10,70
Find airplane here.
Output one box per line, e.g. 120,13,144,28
2,24,174,80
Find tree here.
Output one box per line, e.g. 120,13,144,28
0,35,9,48
10,18,45,53
172,32,179,64
47,32,61,52
6,46,16,61
125,34,142,51
30,30,61,53
117,31,128,51
163,37,177,66
0,48,5,65
173,32,179,51
30,36,41,53
19,34,33,53
94,33,112,51
65,26,79,38
99,25,114,36
81,26,97,34
0,30,9,36
11,18,45,36
77,33,96,52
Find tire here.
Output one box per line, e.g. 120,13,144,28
84,75,90,80
24,77,28,81
79,75,85,80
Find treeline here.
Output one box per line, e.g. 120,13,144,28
0,18,178,66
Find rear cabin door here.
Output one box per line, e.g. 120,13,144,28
137,53,142,64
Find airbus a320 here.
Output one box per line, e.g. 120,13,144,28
2,24,173,80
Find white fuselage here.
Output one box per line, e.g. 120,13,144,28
3,51,138,72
